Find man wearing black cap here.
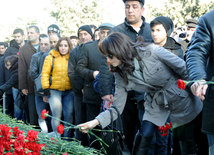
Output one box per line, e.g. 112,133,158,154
150,16,183,59
78,25,93,44
68,25,93,146
179,19,198,53
47,24,61,38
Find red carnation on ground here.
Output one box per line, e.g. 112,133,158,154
57,124,64,135
158,122,173,136
177,79,187,90
41,109,49,119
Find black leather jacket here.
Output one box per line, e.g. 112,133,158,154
186,10,214,81
186,10,214,134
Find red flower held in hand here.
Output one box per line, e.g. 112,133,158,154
41,109,49,119
177,79,188,90
57,124,64,135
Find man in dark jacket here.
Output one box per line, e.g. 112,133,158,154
68,25,93,145
186,10,214,155
179,19,198,53
18,25,40,126
99,0,153,152
0,42,7,58
150,16,183,59
29,34,51,133
76,23,114,149
0,28,25,118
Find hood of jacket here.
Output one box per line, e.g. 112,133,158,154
164,37,181,50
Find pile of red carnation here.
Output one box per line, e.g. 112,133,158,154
0,124,45,154
158,122,173,136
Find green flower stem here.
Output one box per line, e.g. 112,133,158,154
87,130,109,147
46,114,78,128
92,128,120,133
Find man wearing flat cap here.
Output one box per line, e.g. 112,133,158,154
75,23,114,149
179,19,198,53
98,0,153,153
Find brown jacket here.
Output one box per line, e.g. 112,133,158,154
18,42,38,93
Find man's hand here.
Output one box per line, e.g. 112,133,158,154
191,80,208,101
102,94,114,103
43,96,49,103
78,119,100,133
22,89,28,95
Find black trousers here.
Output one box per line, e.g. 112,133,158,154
73,92,88,145
26,93,38,126
173,112,208,155
121,92,140,152
86,102,102,150
5,93,14,117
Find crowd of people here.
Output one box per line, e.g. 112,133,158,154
0,0,213,154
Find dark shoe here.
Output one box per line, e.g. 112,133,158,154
132,131,153,155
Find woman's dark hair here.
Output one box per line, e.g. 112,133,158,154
98,32,139,84
55,37,73,53
4,55,18,67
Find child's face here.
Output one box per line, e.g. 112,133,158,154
5,61,11,70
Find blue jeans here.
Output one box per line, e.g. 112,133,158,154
12,88,25,121
139,102,170,155
48,90,74,138
35,95,52,132
207,134,214,155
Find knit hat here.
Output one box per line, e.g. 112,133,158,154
98,23,115,30
186,19,197,28
78,25,93,38
152,16,174,36
122,0,144,5
47,24,60,34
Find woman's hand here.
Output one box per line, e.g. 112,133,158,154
78,119,100,133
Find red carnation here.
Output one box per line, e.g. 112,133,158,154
57,124,64,135
158,122,173,136
177,79,187,90
161,131,169,136
26,130,39,142
41,109,49,119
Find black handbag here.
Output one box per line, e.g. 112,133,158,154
100,106,131,155
14,90,26,109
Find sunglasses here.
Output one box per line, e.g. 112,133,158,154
106,54,113,59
